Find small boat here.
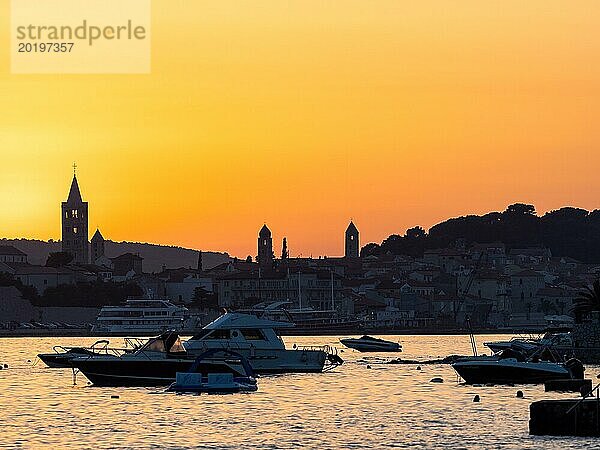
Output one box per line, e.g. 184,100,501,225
484,329,573,356
166,349,258,394
340,335,402,352
452,350,584,385
167,372,258,394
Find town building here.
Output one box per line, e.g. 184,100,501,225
0,245,27,263
111,253,143,279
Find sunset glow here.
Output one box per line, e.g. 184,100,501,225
2,1,600,257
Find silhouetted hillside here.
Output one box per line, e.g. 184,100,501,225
361,204,600,263
0,238,231,272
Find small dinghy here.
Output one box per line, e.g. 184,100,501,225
167,372,258,394
340,336,401,352
166,348,258,394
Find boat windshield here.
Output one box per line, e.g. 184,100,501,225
140,332,186,354
169,337,186,353
190,329,211,340
143,338,167,353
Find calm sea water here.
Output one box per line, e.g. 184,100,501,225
0,334,597,449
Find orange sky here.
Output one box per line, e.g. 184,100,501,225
1,1,600,258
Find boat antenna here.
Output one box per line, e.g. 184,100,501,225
466,316,478,356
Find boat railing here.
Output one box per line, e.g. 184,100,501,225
295,344,334,353
52,339,112,355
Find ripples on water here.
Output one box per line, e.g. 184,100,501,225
0,335,597,449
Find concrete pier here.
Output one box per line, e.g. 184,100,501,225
530,398,600,436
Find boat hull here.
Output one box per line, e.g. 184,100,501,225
184,347,327,374
38,353,76,368
72,358,243,387
38,348,100,368
340,338,401,352
452,359,569,384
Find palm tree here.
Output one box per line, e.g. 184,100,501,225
572,280,600,322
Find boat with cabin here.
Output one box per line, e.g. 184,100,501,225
484,328,574,357
183,312,343,374
238,301,360,335
92,296,198,335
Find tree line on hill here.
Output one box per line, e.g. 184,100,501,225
361,204,600,263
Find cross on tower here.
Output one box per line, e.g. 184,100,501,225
72,162,77,175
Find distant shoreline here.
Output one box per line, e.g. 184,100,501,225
0,328,528,338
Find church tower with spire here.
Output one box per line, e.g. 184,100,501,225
345,221,359,259
61,167,89,264
91,228,105,264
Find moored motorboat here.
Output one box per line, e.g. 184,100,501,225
484,329,574,357
183,312,343,374
38,338,144,368
340,335,401,352
452,350,584,385
70,331,250,387
39,347,99,368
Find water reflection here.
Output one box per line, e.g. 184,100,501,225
0,335,596,449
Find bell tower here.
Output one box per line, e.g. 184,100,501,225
91,228,105,264
61,165,89,264
345,221,359,259
257,224,274,269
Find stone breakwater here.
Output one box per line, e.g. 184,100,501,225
572,312,600,364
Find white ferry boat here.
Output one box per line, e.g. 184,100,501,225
92,297,191,335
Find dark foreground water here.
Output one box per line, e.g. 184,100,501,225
0,335,597,449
